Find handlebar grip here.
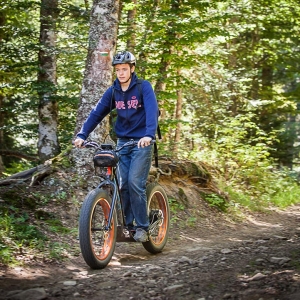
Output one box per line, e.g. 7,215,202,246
83,141,100,148
72,140,99,148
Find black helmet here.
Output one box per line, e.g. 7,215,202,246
112,51,136,66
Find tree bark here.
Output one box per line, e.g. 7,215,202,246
248,25,260,100
72,0,121,186
126,0,137,52
0,164,52,186
226,16,239,116
74,0,121,141
0,10,5,175
37,0,60,162
261,59,273,100
174,70,183,155
0,95,4,176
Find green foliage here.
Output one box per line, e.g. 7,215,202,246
48,242,70,260
0,208,47,264
45,219,71,234
31,192,51,206
186,105,300,211
215,157,300,211
203,193,228,212
168,197,185,214
0,209,72,265
2,160,36,178
1,0,300,174
0,0,89,171
0,185,73,265
0,0,40,169
222,186,254,210
186,216,197,227
268,174,300,208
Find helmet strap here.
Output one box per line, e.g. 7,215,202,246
121,67,134,84
122,76,131,84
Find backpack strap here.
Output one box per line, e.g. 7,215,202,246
137,79,143,103
156,123,162,140
153,142,159,168
110,87,115,110
136,79,160,168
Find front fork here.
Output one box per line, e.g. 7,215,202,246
96,167,125,231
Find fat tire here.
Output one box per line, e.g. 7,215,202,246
142,182,170,254
79,188,117,269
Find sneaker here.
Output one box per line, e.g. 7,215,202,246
125,225,135,232
133,228,148,242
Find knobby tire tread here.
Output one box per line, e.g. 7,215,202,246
79,188,117,269
142,182,170,254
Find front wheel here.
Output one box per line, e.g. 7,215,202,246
142,182,170,254
79,188,117,269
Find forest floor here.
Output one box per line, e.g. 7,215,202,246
1,168,300,300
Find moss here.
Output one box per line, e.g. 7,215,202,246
52,153,72,168
185,162,211,180
47,145,73,168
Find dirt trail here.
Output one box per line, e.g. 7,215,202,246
1,204,300,300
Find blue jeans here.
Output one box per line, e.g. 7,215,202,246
116,139,153,231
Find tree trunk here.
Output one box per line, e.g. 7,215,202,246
126,0,137,52
174,69,183,155
0,95,4,176
72,0,121,187
226,16,239,116
74,0,121,141
153,53,170,146
248,25,260,100
261,59,273,100
37,0,60,162
0,10,5,175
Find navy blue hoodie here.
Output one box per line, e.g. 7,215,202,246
77,73,159,140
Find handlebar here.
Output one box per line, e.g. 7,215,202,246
75,139,155,152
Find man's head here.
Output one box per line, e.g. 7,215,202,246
112,51,136,84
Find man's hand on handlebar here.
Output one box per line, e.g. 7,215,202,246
138,137,152,148
74,138,85,148
74,137,154,149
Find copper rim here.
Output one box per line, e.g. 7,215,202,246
149,191,168,245
91,198,115,260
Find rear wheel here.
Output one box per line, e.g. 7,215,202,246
142,183,170,253
79,188,117,269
